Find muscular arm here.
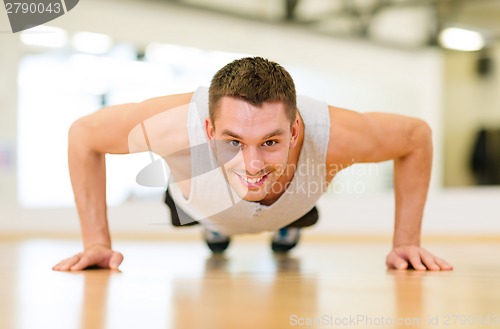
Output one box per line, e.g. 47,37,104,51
53,92,193,271
326,106,452,271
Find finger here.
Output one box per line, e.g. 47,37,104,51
53,263,66,271
435,257,454,271
53,259,68,271
53,252,84,271
70,255,93,271
419,250,440,271
408,252,426,271
58,255,82,271
386,252,408,270
109,252,124,270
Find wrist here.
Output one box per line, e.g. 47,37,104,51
393,226,421,248
81,227,111,250
393,235,420,248
393,240,420,248
84,242,111,251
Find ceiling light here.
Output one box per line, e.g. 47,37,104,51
72,31,113,54
20,25,67,48
439,27,485,51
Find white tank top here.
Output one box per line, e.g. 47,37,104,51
168,87,330,235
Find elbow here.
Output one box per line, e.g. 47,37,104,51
68,118,85,142
416,119,432,143
68,116,94,150
410,119,433,155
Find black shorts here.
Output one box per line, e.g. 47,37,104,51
164,189,319,229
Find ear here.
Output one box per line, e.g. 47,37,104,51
289,115,300,148
204,117,215,140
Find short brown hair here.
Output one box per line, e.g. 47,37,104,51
208,57,297,127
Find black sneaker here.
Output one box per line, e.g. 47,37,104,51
203,229,231,253
271,228,301,253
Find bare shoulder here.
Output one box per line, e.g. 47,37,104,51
326,105,374,175
326,105,431,179
75,91,193,156
128,92,194,156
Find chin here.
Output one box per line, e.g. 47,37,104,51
241,193,266,202
229,182,268,202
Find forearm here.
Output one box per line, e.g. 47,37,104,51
392,122,433,247
68,122,111,250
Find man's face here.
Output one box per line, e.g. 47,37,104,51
205,97,299,202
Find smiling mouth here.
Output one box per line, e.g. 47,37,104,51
235,173,269,187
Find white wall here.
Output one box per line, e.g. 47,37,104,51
2,0,493,238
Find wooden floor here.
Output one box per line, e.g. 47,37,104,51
1,237,499,329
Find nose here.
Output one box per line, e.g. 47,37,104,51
242,147,265,175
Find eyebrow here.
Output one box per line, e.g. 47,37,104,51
221,129,285,140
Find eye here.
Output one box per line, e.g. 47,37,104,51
228,140,241,147
263,140,277,147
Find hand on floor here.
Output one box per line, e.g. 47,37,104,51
52,244,123,271
386,245,453,271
